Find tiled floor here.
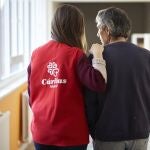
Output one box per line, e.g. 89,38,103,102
87,142,93,150
24,142,34,150
148,140,150,150
87,136,93,150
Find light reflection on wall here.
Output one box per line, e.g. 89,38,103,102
0,0,4,9
131,33,150,50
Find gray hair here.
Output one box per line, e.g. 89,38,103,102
96,7,132,38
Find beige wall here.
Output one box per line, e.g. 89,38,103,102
0,83,27,150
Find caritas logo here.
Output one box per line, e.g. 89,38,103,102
47,62,59,77
41,61,67,88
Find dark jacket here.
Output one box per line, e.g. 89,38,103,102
85,42,150,141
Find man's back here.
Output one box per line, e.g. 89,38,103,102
85,41,150,141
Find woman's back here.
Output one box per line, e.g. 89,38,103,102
29,40,89,146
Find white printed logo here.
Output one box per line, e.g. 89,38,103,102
47,62,59,77
41,61,67,88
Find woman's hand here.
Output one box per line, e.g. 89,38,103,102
90,43,104,59
90,43,107,82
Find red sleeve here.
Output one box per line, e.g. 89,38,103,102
76,54,106,92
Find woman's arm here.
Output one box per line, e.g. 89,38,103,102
76,55,105,92
76,43,107,92
27,63,31,106
76,59,106,92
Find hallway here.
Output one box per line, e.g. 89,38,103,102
1,1,150,150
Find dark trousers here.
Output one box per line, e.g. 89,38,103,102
34,142,87,150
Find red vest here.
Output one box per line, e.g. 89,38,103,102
29,40,89,146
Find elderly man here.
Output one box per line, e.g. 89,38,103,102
85,7,150,150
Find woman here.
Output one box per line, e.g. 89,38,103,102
27,4,106,150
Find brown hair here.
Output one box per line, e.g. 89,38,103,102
51,4,87,52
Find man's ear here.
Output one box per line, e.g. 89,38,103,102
105,26,110,36
105,26,111,43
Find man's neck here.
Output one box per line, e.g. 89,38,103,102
110,37,127,44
